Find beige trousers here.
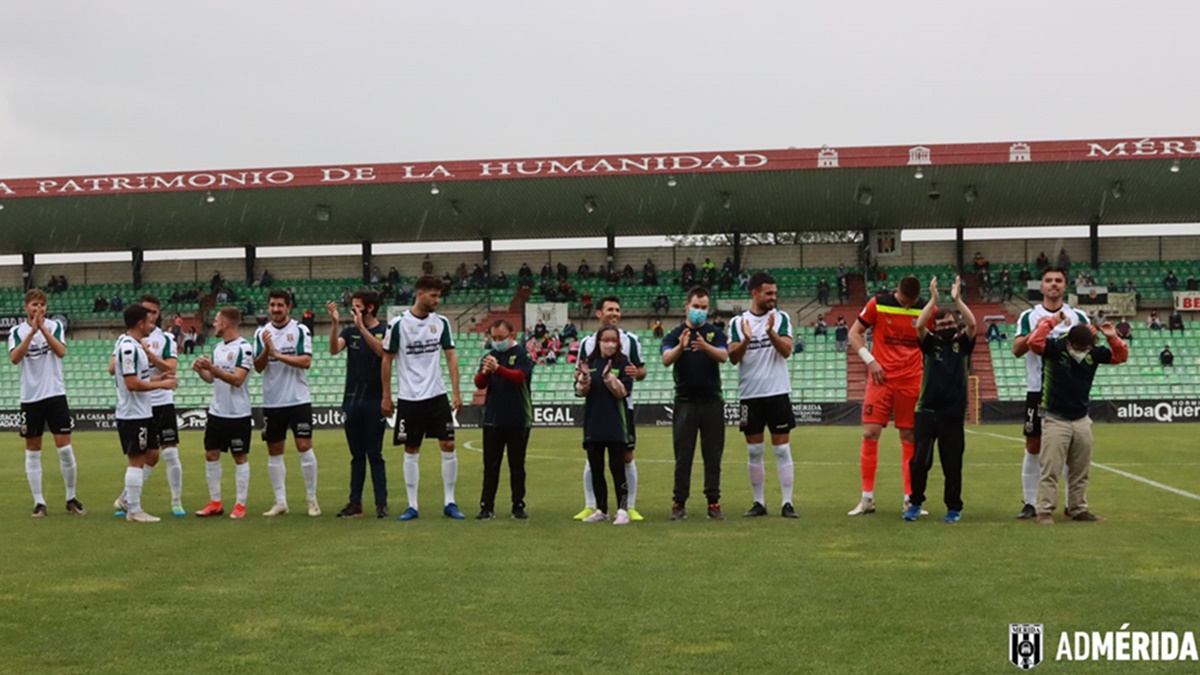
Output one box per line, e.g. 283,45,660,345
1037,415,1092,517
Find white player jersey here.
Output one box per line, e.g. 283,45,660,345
7,318,67,404
114,334,153,420
383,310,455,402
1016,303,1089,392
729,308,794,400
254,319,312,409
578,328,644,409
209,337,254,418
114,327,177,407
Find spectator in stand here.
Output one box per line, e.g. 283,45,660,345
556,262,569,281
1125,279,1141,303
387,266,400,285
567,338,581,365
816,278,830,306
652,319,665,338
1116,317,1133,342
525,335,544,365
718,268,734,292
1169,309,1186,335
1035,252,1050,273
642,259,657,286
341,287,352,307
370,266,382,284
701,258,717,286
471,264,487,289
545,333,562,364
1056,249,1070,274
987,321,1003,343
518,262,532,282
562,320,579,340
533,321,548,342
172,314,184,342
836,274,849,303
581,291,594,315
814,316,828,339
578,259,591,280
243,298,255,319
713,314,726,332
455,262,469,283
1161,267,1180,289
441,273,454,298
652,292,670,317
1148,311,1162,332
834,316,850,352
973,252,989,272
260,269,274,288
681,257,697,284
1018,266,1032,284
558,279,576,301
493,271,509,289
421,255,435,276
794,333,805,353
302,308,316,333
1001,277,1014,302
540,262,552,280
93,294,108,312
739,271,751,291
1188,274,1199,292
1161,345,1174,367
979,269,993,301
999,268,1010,285
622,263,635,281
723,257,737,276
110,295,124,312
183,326,198,354
211,270,224,293
837,262,847,280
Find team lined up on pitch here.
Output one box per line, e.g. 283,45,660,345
10,267,1126,524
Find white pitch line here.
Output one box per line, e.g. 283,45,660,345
965,428,1200,502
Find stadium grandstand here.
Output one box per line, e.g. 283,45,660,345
0,135,1198,427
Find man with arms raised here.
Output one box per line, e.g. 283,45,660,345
728,273,798,519
847,276,930,516
255,289,320,517
573,296,647,521
1013,268,1088,519
113,305,178,523
382,276,465,521
193,307,255,519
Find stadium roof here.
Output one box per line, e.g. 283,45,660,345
0,135,1197,254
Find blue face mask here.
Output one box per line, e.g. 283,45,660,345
490,338,512,352
688,308,708,325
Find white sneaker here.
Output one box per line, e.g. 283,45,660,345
263,502,290,517
613,509,631,525
903,496,929,516
848,497,876,516
126,511,161,523
582,511,608,523
114,497,129,512
307,499,321,517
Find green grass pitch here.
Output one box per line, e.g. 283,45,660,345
2,423,1198,674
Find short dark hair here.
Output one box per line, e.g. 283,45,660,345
934,308,954,321
268,289,292,305
415,275,443,292
124,304,151,329
686,286,710,303
1067,324,1094,348
748,272,776,291
139,294,161,307
351,290,382,317
1041,267,1067,281
597,295,621,311
489,319,514,334
217,306,242,325
899,276,921,299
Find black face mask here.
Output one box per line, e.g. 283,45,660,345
936,328,958,342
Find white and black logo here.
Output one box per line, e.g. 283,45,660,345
1010,624,1044,670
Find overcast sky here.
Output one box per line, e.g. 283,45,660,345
1,2,1196,263
2,1,1197,178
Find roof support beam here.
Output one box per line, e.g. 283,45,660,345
732,232,743,274
482,236,492,278
244,245,257,286
955,220,965,273
22,252,34,291
605,233,615,276
132,248,144,290
361,241,372,285
1089,220,1100,270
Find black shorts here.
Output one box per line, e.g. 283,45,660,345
739,394,796,436
262,404,313,443
204,415,252,454
20,395,72,438
153,404,179,446
393,396,455,447
118,418,158,456
1023,391,1042,437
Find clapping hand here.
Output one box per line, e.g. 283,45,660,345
326,301,339,322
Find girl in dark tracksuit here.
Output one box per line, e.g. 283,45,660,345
575,326,635,524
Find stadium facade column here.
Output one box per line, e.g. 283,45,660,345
132,248,144,290
732,232,742,272
361,241,372,285
244,246,256,286
955,220,965,273
606,232,615,276
21,252,34,291
482,236,492,278
1090,220,1099,269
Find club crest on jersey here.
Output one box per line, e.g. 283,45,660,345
286,333,295,342
430,326,437,334
911,318,919,328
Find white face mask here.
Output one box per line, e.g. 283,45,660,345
490,338,512,352
1068,347,1089,363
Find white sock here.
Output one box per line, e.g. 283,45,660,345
441,451,458,506
235,463,250,506
582,461,596,509
404,452,420,510
625,460,638,509
161,446,182,503
57,445,77,501
862,490,875,500
1022,452,1040,506
26,450,44,505
205,459,222,502
142,464,154,485
747,442,766,505
773,443,795,506
267,455,287,505
299,449,318,501
125,466,144,514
